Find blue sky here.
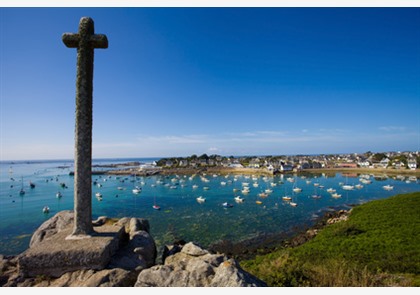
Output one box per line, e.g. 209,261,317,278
1,6,419,160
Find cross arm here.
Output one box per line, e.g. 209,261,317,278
62,33,80,48
90,34,108,49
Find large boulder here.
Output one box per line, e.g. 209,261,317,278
135,242,267,287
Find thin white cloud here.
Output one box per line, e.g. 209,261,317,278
379,126,407,132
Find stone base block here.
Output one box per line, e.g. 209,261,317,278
17,223,125,278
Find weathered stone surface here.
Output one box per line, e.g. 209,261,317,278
135,242,267,287
39,268,135,287
63,17,108,237
29,210,74,247
18,222,125,278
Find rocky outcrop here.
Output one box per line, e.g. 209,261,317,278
0,211,267,287
135,242,267,287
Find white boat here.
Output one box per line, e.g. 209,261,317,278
222,202,233,208
265,189,273,194
282,196,292,201
132,186,142,194
289,202,298,207
241,188,250,194
203,186,210,190
192,185,199,189
355,184,363,189
196,196,206,203
326,188,336,193
292,187,302,193
95,192,102,198
383,185,394,191
234,196,244,203
56,192,62,198
258,192,268,198
292,177,302,193
331,193,342,198
342,185,354,191
43,206,50,213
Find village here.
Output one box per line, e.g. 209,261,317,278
153,151,419,173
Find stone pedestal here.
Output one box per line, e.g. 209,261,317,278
18,223,125,278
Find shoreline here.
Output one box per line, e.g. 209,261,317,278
101,165,420,177
208,206,353,262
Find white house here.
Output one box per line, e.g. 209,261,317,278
408,160,417,170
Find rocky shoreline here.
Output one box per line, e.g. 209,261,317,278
208,207,351,262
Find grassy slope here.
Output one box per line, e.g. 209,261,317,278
241,192,420,287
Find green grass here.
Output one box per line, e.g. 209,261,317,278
240,192,420,286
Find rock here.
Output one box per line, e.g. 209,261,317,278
40,268,136,287
135,242,267,287
29,210,74,247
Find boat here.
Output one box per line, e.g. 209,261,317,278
383,185,394,191
29,182,35,189
355,184,363,189
342,185,354,190
19,176,25,195
203,186,210,190
192,185,199,189
282,196,292,201
95,192,102,198
222,202,233,208
265,189,273,194
289,202,298,207
152,196,161,210
331,193,342,198
292,187,302,193
196,196,206,203
292,178,302,193
342,176,354,190
326,188,336,193
256,200,263,205
258,192,268,198
311,194,322,199
234,196,244,203
42,206,50,214
132,186,142,194
56,192,62,198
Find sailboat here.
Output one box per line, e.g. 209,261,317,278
152,196,161,210
342,175,354,190
292,177,302,193
311,185,321,199
19,176,25,195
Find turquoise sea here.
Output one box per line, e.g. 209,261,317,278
1,158,419,256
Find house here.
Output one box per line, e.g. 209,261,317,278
358,160,371,168
280,162,294,172
408,160,417,170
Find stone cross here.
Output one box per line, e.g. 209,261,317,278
62,17,108,239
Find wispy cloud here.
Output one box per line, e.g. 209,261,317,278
379,126,407,132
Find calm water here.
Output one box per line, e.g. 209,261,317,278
1,159,419,256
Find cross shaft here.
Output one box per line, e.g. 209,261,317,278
62,17,108,238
